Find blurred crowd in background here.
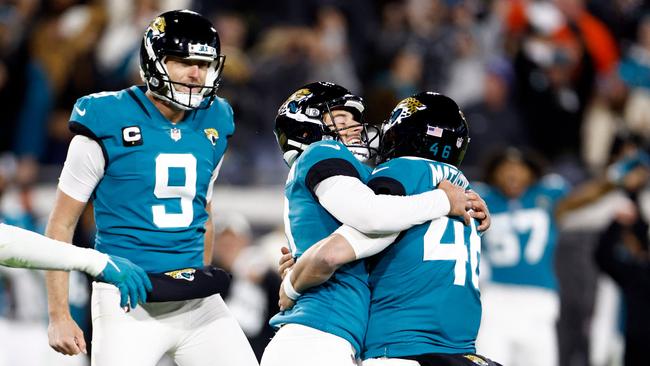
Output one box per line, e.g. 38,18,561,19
1,0,650,365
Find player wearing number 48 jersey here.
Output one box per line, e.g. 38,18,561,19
45,9,257,366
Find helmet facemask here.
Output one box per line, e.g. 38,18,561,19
142,35,225,110
321,99,379,164
140,10,226,111
274,82,376,166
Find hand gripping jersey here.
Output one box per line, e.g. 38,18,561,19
364,157,481,358
68,86,233,273
473,175,569,290
269,140,372,356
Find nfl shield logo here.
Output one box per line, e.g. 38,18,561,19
170,128,182,141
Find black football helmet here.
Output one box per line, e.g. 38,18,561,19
140,10,226,110
274,82,378,165
378,92,470,166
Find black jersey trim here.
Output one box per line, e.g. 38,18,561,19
367,176,406,196
69,121,110,167
127,89,151,118
305,158,361,194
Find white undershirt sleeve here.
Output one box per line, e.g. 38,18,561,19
333,225,399,259
0,224,108,276
58,135,105,203
314,175,450,234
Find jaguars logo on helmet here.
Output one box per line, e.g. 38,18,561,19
386,96,426,128
151,16,166,34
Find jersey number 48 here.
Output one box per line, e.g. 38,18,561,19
423,217,480,289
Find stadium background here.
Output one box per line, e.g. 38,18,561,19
0,0,649,365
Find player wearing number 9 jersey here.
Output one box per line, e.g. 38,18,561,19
473,148,568,366
67,85,226,273
44,10,258,366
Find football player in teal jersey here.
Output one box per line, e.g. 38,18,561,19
277,92,499,366
261,84,488,366
44,10,258,366
474,148,569,366
362,93,494,366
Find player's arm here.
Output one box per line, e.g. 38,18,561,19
204,202,214,265
0,223,152,303
204,157,222,265
46,134,103,355
555,179,614,220
313,176,473,234
0,223,105,273
279,227,397,310
45,189,89,356
280,178,462,306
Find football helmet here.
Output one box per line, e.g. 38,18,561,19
378,92,470,167
274,82,378,165
140,10,226,110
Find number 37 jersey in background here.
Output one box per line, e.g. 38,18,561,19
68,86,233,273
363,157,482,359
473,175,569,291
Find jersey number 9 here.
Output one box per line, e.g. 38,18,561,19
152,153,197,228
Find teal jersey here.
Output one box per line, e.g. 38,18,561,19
473,175,569,291
269,140,372,355
364,157,482,358
69,86,233,273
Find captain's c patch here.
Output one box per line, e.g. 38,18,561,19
122,126,143,147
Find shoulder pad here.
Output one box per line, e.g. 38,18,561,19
203,97,235,138
68,90,126,139
299,140,354,166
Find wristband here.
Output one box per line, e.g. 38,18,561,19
282,269,302,301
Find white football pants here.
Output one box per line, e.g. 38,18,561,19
476,283,559,366
90,282,258,366
261,323,359,366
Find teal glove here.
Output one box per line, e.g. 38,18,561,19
96,255,153,308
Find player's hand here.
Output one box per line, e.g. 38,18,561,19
278,246,295,280
278,282,296,311
466,190,491,232
96,255,153,308
48,315,86,355
438,180,471,225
